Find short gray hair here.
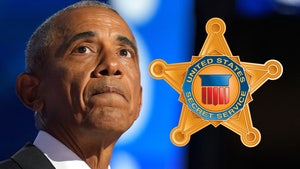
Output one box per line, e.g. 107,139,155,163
25,0,117,73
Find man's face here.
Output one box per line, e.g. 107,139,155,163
38,7,142,139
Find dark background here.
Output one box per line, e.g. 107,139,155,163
188,0,300,168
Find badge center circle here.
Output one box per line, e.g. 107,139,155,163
193,65,240,112
182,56,249,120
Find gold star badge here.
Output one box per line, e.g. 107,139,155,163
148,17,283,147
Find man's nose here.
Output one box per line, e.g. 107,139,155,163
93,54,122,77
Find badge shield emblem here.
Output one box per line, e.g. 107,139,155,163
149,18,283,147
199,74,231,105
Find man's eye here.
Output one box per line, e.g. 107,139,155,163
73,46,91,54
119,49,132,57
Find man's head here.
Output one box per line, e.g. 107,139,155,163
16,0,142,145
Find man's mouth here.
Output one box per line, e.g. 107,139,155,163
92,85,128,102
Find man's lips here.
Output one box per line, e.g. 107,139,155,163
91,84,128,102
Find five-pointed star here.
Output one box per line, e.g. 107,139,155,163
149,17,283,147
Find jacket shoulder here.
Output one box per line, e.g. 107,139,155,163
0,159,21,169
0,143,55,169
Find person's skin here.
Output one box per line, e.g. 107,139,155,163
16,6,142,169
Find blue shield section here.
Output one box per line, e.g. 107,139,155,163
199,74,231,86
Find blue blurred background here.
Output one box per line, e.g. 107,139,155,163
1,0,299,169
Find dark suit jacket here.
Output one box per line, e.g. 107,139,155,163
0,143,55,169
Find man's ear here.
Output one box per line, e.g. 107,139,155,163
135,86,143,120
16,73,43,111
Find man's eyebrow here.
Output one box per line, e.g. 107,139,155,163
117,35,137,53
55,31,96,57
68,31,97,45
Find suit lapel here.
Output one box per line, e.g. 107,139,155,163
12,143,55,169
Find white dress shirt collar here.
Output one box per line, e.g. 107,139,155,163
33,130,111,169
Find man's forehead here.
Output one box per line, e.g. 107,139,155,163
54,6,129,33
58,6,118,20
54,6,124,31
50,6,137,57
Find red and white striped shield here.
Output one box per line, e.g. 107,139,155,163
199,74,231,106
